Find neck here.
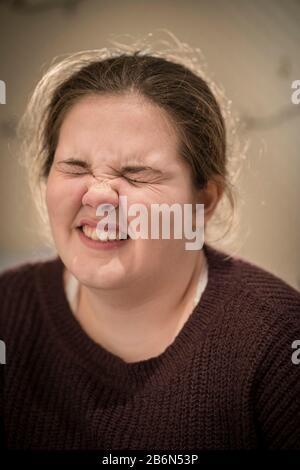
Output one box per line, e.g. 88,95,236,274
69,251,205,363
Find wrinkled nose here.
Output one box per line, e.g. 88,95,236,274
82,179,119,212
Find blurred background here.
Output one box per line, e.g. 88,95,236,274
0,0,299,290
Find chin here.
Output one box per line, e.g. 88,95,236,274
70,260,127,287
79,272,126,290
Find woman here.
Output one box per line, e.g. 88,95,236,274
1,45,300,451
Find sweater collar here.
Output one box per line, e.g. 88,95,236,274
35,243,234,394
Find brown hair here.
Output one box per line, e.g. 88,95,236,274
18,33,240,246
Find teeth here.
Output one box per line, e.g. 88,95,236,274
81,225,126,241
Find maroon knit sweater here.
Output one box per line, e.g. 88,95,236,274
0,244,300,450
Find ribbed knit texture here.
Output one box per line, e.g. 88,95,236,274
0,244,300,450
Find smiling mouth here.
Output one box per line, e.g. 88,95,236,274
77,225,130,242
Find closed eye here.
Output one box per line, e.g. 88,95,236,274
65,171,89,176
55,160,91,176
124,176,145,184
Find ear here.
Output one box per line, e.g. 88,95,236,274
196,177,224,225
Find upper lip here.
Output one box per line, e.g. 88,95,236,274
77,218,129,236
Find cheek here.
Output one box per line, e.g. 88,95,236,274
46,176,82,226
46,179,60,216
46,176,59,222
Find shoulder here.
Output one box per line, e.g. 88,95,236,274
0,257,55,299
204,243,300,361
204,243,300,318
0,259,39,291
0,256,62,333
204,245,300,448
0,255,61,287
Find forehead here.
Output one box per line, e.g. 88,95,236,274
56,93,181,168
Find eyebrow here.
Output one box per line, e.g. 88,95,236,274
57,158,163,175
57,158,92,170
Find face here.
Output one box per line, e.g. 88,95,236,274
46,93,201,290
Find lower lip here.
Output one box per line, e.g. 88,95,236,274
76,227,131,250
